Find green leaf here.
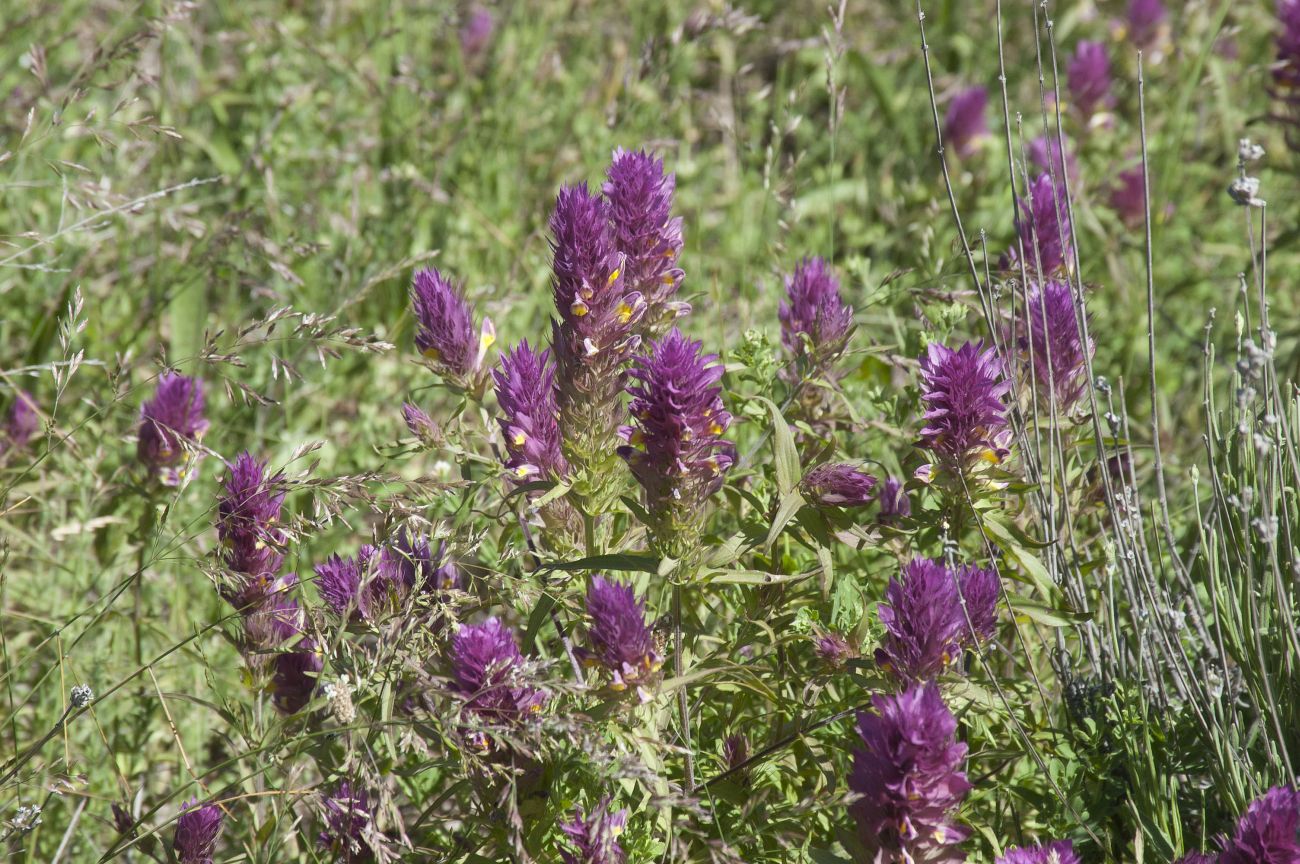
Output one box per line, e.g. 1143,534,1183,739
1008,596,1091,628
542,553,659,574
758,396,800,495
764,488,806,548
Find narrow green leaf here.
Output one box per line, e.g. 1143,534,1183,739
758,396,800,494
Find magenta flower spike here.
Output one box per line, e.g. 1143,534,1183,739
778,256,853,374
173,799,223,864
944,86,989,160
1016,173,1073,275
459,5,494,59
216,452,287,605
917,340,1011,472
1067,41,1113,119
2,390,39,453
560,799,629,864
876,558,999,682
1219,786,1300,864
493,340,568,482
849,683,971,862
138,372,208,485
319,781,375,863
450,618,547,751
604,148,688,334
410,267,495,390
1013,280,1094,413
618,328,734,558
581,575,661,695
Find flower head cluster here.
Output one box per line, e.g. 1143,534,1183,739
1016,173,1073,275
549,183,645,502
3,390,38,453
1125,0,1167,49
1028,136,1076,184
801,462,878,508
815,631,855,668
1014,281,1095,412
216,452,287,603
459,5,494,58
1108,166,1147,227
317,534,458,623
237,572,320,713
1278,1,1300,92
410,267,495,388
876,558,999,682
944,86,988,160
450,618,547,751
138,372,208,485
603,148,687,334
1219,785,1300,864
580,576,661,695
997,841,1081,864
173,799,223,864
1067,41,1113,119
778,256,853,375
849,683,970,862
319,781,375,863
493,341,568,482
918,340,1011,471
618,329,734,556
560,800,628,864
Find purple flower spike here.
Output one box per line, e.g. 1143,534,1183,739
997,841,1082,864
583,576,661,694
459,5,494,59
3,390,39,452
560,799,629,864
1108,166,1147,227
604,148,688,333
778,256,853,374
450,618,547,751
315,550,369,620
876,478,911,523
1067,41,1113,119
493,341,568,481
272,641,321,714
1174,855,1218,864
1014,280,1094,412
550,184,645,497
918,340,1011,471
138,372,208,485
173,799,223,864
876,558,998,682
216,453,287,602
801,462,878,507
1028,136,1077,184
849,683,970,863
618,329,734,556
410,267,494,384
1126,0,1167,49
944,86,989,160
1016,173,1072,275
1219,786,1300,864
319,781,375,863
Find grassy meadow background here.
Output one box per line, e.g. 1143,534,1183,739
1,0,1296,861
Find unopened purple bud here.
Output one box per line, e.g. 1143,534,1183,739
604,148,687,334
722,733,750,772
1067,41,1113,118
402,402,441,445
814,631,854,668
138,372,208,485
493,341,568,482
173,799,223,864
849,683,970,862
801,462,877,507
582,576,661,692
918,340,1011,470
410,268,494,383
944,86,989,160
876,478,911,523
997,841,1082,864
560,799,628,864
